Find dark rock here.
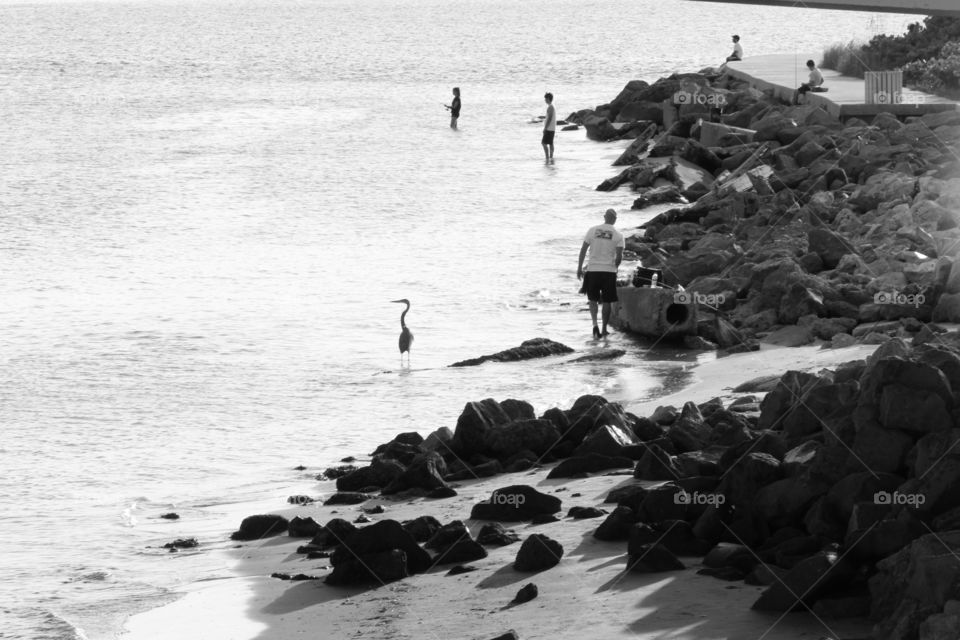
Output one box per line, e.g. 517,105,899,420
309,518,358,549
449,338,574,367
288,516,322,538
323,492,372,506
512,583,538,605
451,398,512,456
231,514,290,541
320,464,357,480
548,453,633,478
751,550,854,611
627,543,685,572
428,486,458,499
371,440,423,465
470,485,562,521
326,549,408,586
382,451,450,495
486,419,562,459
446,564,478,576
336,458,405,492
634,443,682,481
163,538,198,550
403,516,441,543
514,534,564,571
567,506,606,519
432,539,488,565
159,512,180,520
330,519,432,575
593,506,639,541
477,522,520,546
424,520,470,551
575,423,640,457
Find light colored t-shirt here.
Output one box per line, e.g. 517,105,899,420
583,223,625,272
545,104,556,132
809,68,824,86
733,43,743,59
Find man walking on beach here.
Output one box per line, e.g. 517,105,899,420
542,92,556,162
577,208,624,339
444,87,461,129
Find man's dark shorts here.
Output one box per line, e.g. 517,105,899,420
583,271,618,303
541,130,555,145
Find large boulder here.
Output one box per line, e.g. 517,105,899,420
514,534,564,571
382,451,450,495
451,399,511,456
487,419,561,459
231,514,289,541
574,423,640,457
870,531,960,640
752,551,854,612
337,458,406,492
548,453,633,479
469,485,562,521
328,520,432,583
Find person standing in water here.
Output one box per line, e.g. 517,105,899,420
542,92,556,162
444,87,461,129
577,208,625,339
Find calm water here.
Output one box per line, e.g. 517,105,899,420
0,1,914,637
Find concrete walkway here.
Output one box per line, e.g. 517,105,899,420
724,53,957,118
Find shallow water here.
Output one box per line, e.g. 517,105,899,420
0,0,915,637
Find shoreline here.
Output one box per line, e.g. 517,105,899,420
125,61,960,639
121,343,879,640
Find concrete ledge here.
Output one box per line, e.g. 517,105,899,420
724,54,957,119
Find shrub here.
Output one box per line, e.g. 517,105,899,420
820,16,960,97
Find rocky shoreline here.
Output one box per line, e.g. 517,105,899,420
180,72,960,640
568,70,960,352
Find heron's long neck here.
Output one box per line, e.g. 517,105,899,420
400,304,410,328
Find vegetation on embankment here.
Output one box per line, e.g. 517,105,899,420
821,16,960,98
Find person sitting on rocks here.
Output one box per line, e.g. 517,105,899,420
793,59,824,105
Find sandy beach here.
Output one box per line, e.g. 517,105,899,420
124,342,879,640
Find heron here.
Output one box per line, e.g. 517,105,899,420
391,298,413,365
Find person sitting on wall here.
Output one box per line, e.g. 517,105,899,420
726,35,743,62
793,59,824,105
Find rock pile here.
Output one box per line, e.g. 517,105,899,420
569,72,960,352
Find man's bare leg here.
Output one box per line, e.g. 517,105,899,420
589,300,600,338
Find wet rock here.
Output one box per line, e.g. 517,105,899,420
449,338,574,367
593,505,639,541
323,492,372,506
486,419,562,459
514,534,564,571
231,514,290,541
382,451,450,495
336,458,405,492
163,538,198,550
